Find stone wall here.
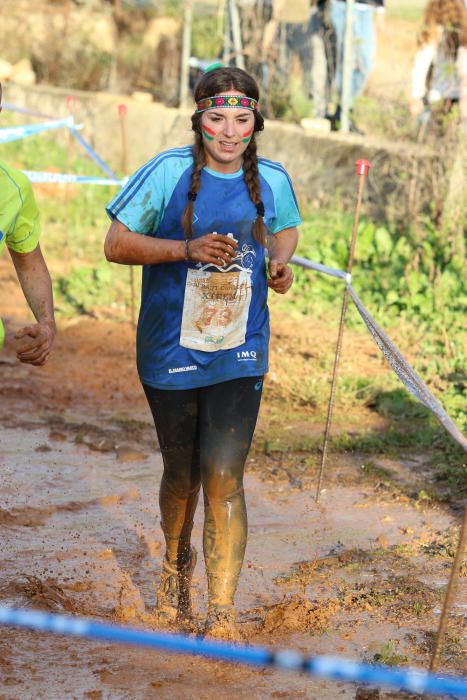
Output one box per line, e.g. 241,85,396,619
4,82,437,224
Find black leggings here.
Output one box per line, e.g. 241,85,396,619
143,376,263,608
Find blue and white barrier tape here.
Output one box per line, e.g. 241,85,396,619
291,256,467,451
0,103,117,178
68,127,118,178
0,116,81,144
22,170,127,187
291,254,352,284
0,606,466,696
1,101,56,120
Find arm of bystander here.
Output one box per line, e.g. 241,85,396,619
9,245,56,366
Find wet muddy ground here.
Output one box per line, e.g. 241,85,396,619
0,264,465,699
1,416,465,700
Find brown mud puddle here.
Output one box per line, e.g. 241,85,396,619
1,419,465,699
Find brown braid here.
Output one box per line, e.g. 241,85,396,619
242,134,268,247
181,66,267,244
181,132,206,239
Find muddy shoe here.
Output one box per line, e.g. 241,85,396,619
155,546,197,625
203,605,243,642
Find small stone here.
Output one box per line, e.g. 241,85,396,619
48,431,67,442
88,438,114,452
115,446,148,462
35,444,52,452
376,534,388,548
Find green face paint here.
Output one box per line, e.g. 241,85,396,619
242,128,253,143
202,124,216,141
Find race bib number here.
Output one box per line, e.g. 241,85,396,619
180,269,252,352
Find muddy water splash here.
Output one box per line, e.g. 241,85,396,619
0,423,463,698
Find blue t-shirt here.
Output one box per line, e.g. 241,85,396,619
106,146,301,390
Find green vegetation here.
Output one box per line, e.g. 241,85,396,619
373,640,409,666
386,0,426,22
1,117,465,497
279,204,466,428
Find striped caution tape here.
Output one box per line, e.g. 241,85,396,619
0,104,117,177
22,170,127,187
67,127,118,179
0,116,81,143
291,254,352,283
289,257,466,452
0,606,466,696
1,101,57,120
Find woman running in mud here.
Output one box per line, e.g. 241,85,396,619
104,66,300,641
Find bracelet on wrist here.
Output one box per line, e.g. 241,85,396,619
184,239,191,262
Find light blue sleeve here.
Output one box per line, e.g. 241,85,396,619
106,155,166,234
259,160,302,234
106,150,193,234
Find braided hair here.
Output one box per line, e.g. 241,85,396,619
181,67,267,246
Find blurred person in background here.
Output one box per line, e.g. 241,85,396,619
0,83,55,366
286,0,337,121
328,0,386,133
104,66,300,641
410,0,467,131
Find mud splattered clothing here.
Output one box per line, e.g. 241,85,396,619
143,376,263,608
106,145,299,617
0,161,41,347
106,147,301,390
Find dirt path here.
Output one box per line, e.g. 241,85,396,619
0,417,463,700
0,289,465,699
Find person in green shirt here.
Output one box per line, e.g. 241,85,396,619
0,83,55,365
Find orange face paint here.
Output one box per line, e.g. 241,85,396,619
242,128,253,143
202,124,216,141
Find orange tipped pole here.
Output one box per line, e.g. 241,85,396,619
315,160,371,503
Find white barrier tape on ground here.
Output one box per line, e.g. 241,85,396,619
0,116,81,143
0,606,466,696
289,258,467,452
22,171,127,187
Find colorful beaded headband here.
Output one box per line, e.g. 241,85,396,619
196,95,259,113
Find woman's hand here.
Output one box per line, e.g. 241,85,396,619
187,233,238,266
268,260,294,294
266,227,298,294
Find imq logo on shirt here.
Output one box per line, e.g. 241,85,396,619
236,350,257,362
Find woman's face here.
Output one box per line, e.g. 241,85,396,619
200,91,256,174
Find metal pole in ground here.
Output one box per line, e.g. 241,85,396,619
118,103,135,329
430,508,467,672
223,0,231,64
179,0,193,109
340,0,354,133
64,94,78,271
315,159,371,503
229,0,245,69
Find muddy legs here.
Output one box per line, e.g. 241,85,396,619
156,472,200,626
143,378,262,639
202,474,247,641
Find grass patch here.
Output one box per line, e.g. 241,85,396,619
386,0,426,22
373,641,409,666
